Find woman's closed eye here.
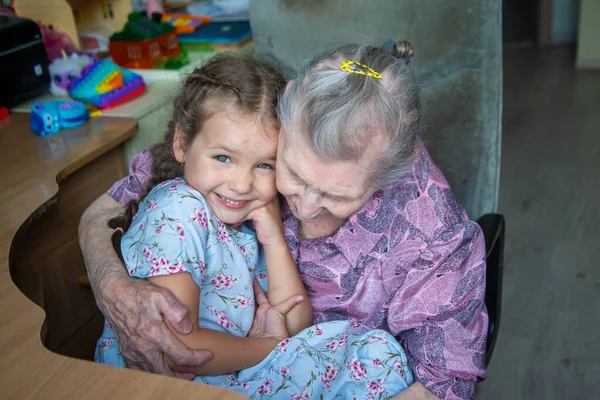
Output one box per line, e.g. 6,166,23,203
215,155,231,163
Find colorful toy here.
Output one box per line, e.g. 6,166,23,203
178,21,252,52
48,52,95,96
109,13,185,69
161,13,210,35
67,60,146,110
30,100,90,137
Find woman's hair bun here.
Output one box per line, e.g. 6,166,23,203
392,40,414,60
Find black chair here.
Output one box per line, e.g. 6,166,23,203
476,214,505,366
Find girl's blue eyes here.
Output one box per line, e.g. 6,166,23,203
215,155,231,163
215,156,272,170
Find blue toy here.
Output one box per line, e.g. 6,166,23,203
30,100,90,137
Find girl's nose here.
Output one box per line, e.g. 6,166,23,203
229,170,252,194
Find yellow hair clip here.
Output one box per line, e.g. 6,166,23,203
340,60,382,79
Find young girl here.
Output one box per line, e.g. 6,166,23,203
96,54,414,398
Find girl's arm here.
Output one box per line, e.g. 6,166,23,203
149,273,280,376
249,200,313,336
262,238,312,335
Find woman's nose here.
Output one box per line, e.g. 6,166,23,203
229,170,252,194
295,191,321,219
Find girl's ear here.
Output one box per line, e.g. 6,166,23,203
173,125,186,163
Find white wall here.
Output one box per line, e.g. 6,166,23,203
552,0,581,43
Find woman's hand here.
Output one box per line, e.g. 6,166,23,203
245,198,285,247
98,274,213,379
248,279,304,342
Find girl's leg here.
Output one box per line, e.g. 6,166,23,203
232,320,414,399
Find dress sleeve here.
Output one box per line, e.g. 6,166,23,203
107,149,153,206
386,220,488,400
121,181,211,288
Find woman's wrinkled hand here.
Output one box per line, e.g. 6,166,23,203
98,274,213,379
245,198,285,247
247,279,303,342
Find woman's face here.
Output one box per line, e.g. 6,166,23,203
276,130,377,239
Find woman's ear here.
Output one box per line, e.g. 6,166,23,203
285,79,295,90
173,125,186,163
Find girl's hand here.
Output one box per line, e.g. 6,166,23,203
245,198,285,247
248,279,303,342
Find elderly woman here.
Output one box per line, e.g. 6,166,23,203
80,42,487,400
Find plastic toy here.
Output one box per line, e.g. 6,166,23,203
48,52,95,96
178,21,252,52
67,60,146,110
109,13,184,69
30,100,90,137
161,13,210,34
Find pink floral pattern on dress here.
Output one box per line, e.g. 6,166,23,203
189,207,208,229
347,356,368,381
210,273,239,290
256,378,273,395
145,199,157,211
321,365,339,390
277,338,291,353
368,379,386,398
291,388,310,400
176,222,185,240
217,220,231,243
236,294,252,309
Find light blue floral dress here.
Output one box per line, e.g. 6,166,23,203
96,178,414,399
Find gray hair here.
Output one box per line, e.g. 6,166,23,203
278,41,421,187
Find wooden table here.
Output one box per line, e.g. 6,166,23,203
0,113,243,399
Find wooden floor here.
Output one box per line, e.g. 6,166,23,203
477,46,600,398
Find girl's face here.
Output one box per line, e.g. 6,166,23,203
174,106,278,225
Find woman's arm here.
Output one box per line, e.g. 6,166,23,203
248,200,312,336
79,193,212,377
386,220,487,399
79,194,129,295
150,272,292,376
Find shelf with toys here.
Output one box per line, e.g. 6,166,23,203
11,1,253,165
